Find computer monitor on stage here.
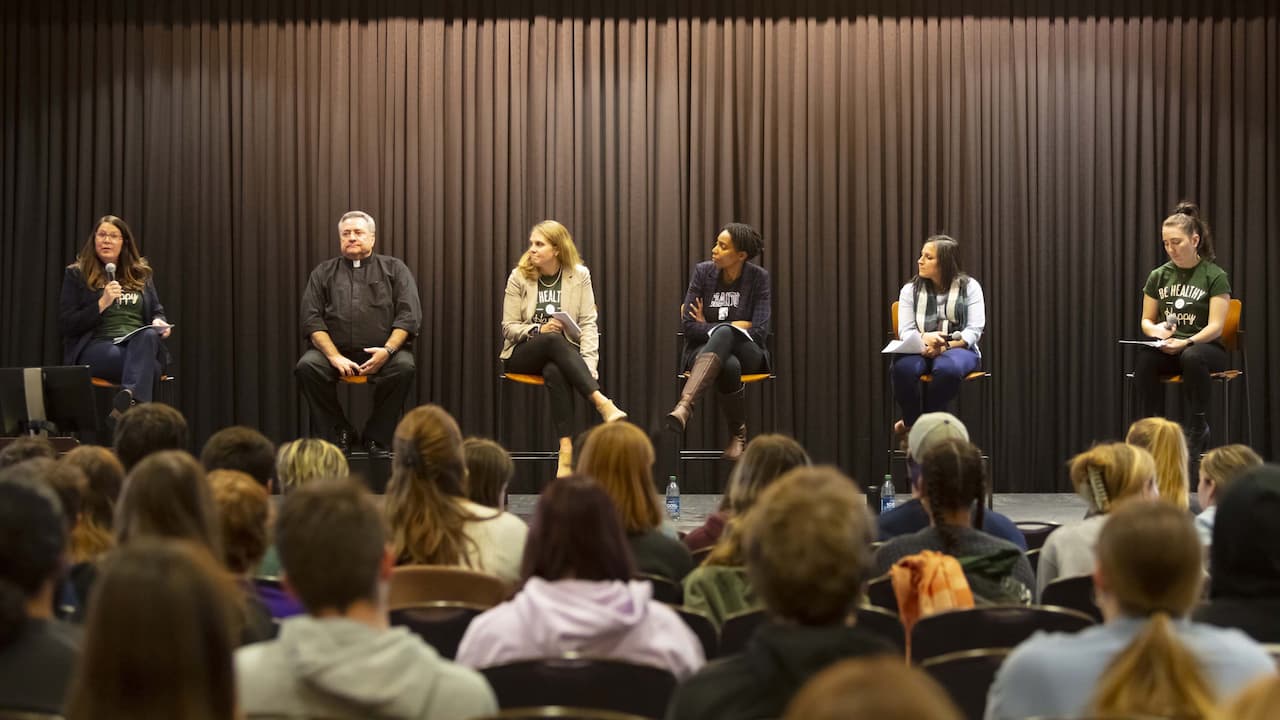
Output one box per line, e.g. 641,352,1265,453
0,365,100,444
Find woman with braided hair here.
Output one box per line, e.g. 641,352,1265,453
666,223,771,460
1036,443,1159,597
1134,201,1232,453
873,437,1033,604
385,404,528,585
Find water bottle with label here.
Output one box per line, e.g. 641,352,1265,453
665,475,681,520
880,473,896,514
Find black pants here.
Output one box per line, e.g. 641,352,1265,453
688,326,767,394
295,348,416,445
77,330,163,402
1133,342,1228,420
505,332,601,438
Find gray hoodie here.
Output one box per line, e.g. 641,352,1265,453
236,616,496,720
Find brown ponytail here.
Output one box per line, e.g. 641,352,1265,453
1089,612,1220,718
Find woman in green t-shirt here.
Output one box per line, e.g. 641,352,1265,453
1134,202,1231,452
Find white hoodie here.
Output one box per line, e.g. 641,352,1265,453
455,577,705,678
236,616,495,720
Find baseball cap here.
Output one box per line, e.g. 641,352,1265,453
907,412,970,460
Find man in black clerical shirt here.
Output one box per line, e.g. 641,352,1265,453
296,211,422,455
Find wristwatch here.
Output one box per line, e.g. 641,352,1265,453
383,345,396,356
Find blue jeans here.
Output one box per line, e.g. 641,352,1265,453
77,329,163,402
891,349,981,426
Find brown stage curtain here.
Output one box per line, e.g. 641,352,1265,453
2,2,1276,491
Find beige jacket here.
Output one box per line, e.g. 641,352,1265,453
500,264,600,378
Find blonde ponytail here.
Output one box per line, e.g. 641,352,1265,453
1089,613,1220,719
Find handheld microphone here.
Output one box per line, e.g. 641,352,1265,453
105,263,116,283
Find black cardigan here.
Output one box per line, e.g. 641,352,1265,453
58,266,168,366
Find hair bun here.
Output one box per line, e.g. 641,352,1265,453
1172,201,1200,218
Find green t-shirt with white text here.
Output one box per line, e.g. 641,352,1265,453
1142,260,1230,340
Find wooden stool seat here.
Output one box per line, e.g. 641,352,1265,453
502,373,547,386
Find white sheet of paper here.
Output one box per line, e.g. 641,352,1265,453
1118,339,1168,348
550,311,581,343
882,334,925,355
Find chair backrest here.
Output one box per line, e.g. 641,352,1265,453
637,574,682,605
719,608,769,656
1014,522,1061,552
865,573,899,613
0,712,66,720
890,301,901,340
919,648,1011,720
854,604,905,653
1221,298,1242,352
909,605,1095,663
690,546,712,567
671,606,719,660
473,706,651,719
1040,574,1103,623
388,601,487,660
388,564,510,609
480,656,677,719
1026,549,1041,576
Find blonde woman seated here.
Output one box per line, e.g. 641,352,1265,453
386,405,528,585
456,475,704,678
257,438,349,579
1193,443,1262,545
500,220,627,476
682,434,810,627
985,500,1273,720
577,422,693,584
1126,416,1191,510
1036,443,1158,598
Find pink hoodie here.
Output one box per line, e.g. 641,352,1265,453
455,577,705,679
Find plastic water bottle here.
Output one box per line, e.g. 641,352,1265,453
665,475,681,520
880,473,896,514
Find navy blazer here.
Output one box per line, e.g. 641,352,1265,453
58,266,168,366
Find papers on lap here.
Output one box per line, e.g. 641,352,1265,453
113,324,174,345
882,334,925,355
550,311,581,343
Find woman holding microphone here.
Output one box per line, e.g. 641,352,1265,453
58,215,171,416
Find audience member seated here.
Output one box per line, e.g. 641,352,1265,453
0,469,79,714
66,540,239,720
1037,442,1157,597
1225,674,1280,720
59,446,124,563
0,435,56,468
456,474,704,677
682,434,810,627
258,438,349,578
683,433,809,553
463,436,514,511
783,657,962,720
1127,416,1192,511
208,469,285,631
21,458,94,619
201,425,277,491
236,479,497,720
1193,464,1280,643
115,450,271,644
112,401,188,471
1193,444,1262,546
875,438,1033,604
578,422,693,583
878,412,1024,549
386,405,528,584
985,500,1273,720
666,466,894,720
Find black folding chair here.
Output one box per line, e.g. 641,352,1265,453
481,656,677,720
1014,521,1060,552
920,648,1011,720
909,605,1094,663
718,608,768,656
671,606,719,659
865,573,899,613
854,604,905,654
388,601,486,660
637,574,682,605
1040,574,1103,623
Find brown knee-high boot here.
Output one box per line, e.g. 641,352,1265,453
719,385,747,460
665,352,722,432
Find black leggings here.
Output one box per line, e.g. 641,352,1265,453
506,332,600,438
688,326,767,394
1133,342,1228,420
